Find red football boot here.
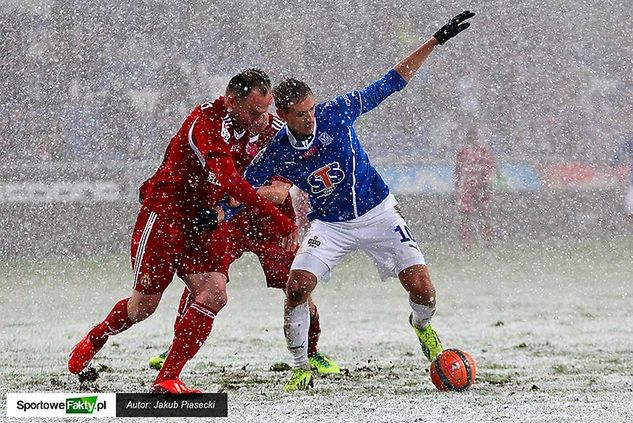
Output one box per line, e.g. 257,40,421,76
68,333,100,375
150,379,202,394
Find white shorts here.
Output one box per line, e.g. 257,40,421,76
625,185,633,215
291,194,426,282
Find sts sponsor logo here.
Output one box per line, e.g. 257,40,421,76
308,162,345,197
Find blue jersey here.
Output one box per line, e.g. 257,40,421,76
609,137,633,185
245,69,408,222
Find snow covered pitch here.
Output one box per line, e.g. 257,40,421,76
1,237,631,422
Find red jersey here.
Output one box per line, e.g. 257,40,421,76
139,97,296,236
227,114,296,235
454,142,496,190
228,114,284,175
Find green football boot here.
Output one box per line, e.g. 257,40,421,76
283,368,314,392
148,350,168,370
409,313,443,362
308,352,341,375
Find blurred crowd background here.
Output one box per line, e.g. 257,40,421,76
2,0,632,165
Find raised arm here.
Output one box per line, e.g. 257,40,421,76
329,10,476,122
394,10,475,82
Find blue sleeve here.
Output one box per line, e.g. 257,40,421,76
357,68,408,115
244,145,277,189
320,69,408,125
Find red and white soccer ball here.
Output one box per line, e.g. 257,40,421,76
430,349,476,391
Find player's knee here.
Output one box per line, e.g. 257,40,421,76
195,290,228,312
127,295,161,322
286,282,307,305
286,276,312,306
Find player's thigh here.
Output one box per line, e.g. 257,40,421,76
291,219,356,282
252,239,294,289
177,223,232,281
360,207,425,281
474,185,492,214
223,223,248,276
458,189,474,214
130,207,181,295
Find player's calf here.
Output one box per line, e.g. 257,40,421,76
69,298,134,374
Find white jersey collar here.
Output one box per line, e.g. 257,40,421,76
286,124,316,150
222,113,247,140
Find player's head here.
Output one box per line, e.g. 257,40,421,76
225,68,273,133
273,78,316,138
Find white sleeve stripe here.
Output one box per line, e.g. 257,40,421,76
187,117,206,168
355,90,363,114
348,128,359,218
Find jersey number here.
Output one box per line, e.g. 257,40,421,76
395,225,416,243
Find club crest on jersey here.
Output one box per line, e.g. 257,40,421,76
308,162,345,197
318,131,333,146
139,273,151,288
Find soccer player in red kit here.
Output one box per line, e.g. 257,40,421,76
68,69,297,394
148,112,340,375
453,126,497,252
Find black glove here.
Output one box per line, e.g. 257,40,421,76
192,207,219,234
433,10,475,45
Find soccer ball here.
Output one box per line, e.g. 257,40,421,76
430,349,476,391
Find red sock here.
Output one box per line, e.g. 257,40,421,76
307,304,321,357
155,302,216,383
88,298,134,350
174,288,194,331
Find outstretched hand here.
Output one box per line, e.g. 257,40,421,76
192,207,219,234
433,10,475,45
281,228,300,253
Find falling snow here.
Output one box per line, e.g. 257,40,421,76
1,0,632,422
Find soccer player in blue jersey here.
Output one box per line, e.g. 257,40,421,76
244,11,476,391
609,136,633,219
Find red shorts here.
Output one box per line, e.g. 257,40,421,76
130,206,229,294
209,221,294,289
458,184,492,215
